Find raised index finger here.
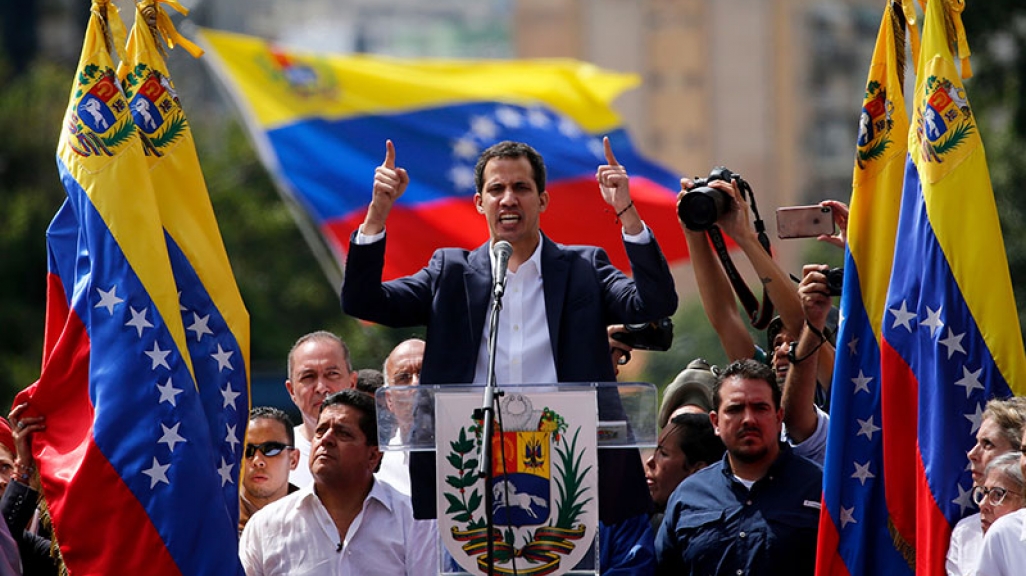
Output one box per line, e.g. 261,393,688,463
603,136,620,166
382,139,396,169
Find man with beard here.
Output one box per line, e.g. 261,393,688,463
654,359,823,576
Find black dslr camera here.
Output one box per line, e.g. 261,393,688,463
610,318,674,351
678,166,739,231
826,267,844,296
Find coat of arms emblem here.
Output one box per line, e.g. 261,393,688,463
436,390,598,576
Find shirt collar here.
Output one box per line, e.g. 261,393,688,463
489,232,544,275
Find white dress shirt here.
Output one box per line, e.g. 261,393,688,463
290,425,314,489
946,512,983,576
376,430,412,496
473,236,557,385
240,479,437,576
976,508,1026,576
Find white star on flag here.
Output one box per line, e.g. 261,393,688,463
852,461,875,485
857,416,881,440
921,305,944,337
221,383,241,410
145,341,172,370
954,366,984,398
158,422,187,453
557,116,582,138
217,457,234,486
187,313,213,342
225,423,240,453
211,344,234,372
156,378,184,407
526,108,550,128
142,457,171,488
851,370,873,395
495,106,523,128
470,116,498,139
452,137,478,160
840,506,857,529
847,336,859,356
888,300,917,332
964,403,985,434
95,286,124,316
125,306,154,338
448,165,476,191
952,483,974,514
939,328,967,359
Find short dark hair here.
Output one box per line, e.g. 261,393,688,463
669,412,725,467
356,368,385,395
249,406,295,445
712,359,782,410
474,141,546,195
320,389,377,446
287,330,352,378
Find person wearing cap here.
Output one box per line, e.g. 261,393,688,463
658,359,717,428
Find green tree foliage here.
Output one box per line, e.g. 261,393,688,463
962,5,1026,333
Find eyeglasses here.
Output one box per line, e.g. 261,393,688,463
244,442,293,459
972,485,1020,506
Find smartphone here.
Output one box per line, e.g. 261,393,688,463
776,205,834,239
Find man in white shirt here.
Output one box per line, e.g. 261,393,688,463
283,331,358,488
240,390,436,576
946,397,1026,576
376,338,425,496
975,424,1026,576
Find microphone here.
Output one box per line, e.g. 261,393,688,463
492,241,513,298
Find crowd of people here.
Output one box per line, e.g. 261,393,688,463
3,138,1023,575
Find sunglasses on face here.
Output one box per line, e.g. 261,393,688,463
244,441,293,459
972,485,1019,507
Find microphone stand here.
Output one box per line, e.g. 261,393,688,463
474,280,505,576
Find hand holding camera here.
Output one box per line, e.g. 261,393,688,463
799,264,837,329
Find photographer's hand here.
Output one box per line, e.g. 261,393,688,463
817,200,849,249
607,325,633,377
596,137,643,235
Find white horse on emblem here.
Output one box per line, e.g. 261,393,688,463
493,480,547,519
79,99,109,130
132,99,158,131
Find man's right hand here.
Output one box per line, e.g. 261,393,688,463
799,264,832,330
361,140,410,236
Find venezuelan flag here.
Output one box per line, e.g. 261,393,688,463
16,2,245,574
878,1,1025,575
120,0,250,525
198,28,683,281
816,3,913,575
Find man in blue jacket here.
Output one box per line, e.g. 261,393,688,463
342,138,678,567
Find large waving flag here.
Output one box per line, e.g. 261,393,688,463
881,0,1026,573
15,1,245,574
816,2,913,575
198,28,684,281
119,0,250,524
819,1,1026,575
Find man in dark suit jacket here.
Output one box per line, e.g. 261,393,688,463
342,139,677,527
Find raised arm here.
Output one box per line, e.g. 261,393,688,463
596,137,644,236
360,140,409,236
713,179,803,341
782,265,833,442
679,181,756,361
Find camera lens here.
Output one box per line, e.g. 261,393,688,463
679,186,731,231
826,268,844,296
